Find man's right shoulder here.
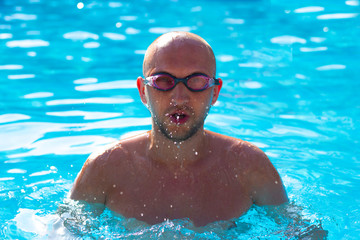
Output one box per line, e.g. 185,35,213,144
85,141,130,168
70,141,131,201
85,132,150,167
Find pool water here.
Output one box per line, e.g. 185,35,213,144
1,0,359,239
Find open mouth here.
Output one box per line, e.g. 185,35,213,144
169,111,189,124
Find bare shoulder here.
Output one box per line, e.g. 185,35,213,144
69,141,123,202
206,130,266,162
206,131,288,205
70,132,149,202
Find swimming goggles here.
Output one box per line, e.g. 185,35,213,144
143,73,220,92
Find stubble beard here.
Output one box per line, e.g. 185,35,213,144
152,110,209,142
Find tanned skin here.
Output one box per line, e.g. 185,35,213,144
70,31,288,227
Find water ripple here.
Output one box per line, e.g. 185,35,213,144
0,114,30,124
4,13,37,21
0,122,68,151
300,46,328,52
46,111,122,120
270,35,307,45
0,65,23,70
80,117,151,131
316,64,346,71
83,42,100,48
125,28,140,35
74,80,136,91
223,18,245,24
268,125,320,137
149,26,195,34
73,78,98,84
103,32,126,41
23,92,54,99
345,0,359,6
294,6,324,13
8,74,36,80
8,135,117,158
63,31,99,41
0,33,13,39
317,13,358,20
46,97,133,106
6,39,49,48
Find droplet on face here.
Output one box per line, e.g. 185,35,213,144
195,151,198,155
275,181,278,184
113,184,116,188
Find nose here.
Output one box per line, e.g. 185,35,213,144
170,82,190,106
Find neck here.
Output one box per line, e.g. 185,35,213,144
147,125,208,169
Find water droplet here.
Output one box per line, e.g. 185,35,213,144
120,191,123,195
140,213,144,217
275,181,278,184
143,204,146,207
170,204,173,208
77,2,84,9
195,152,198,155
113,184,116,188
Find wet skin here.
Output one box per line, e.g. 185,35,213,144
70,32,288,227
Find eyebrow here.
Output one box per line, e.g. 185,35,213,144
151,71,210,78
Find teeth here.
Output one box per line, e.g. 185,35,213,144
173,113,185,120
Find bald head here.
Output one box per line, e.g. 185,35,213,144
143,32,216,77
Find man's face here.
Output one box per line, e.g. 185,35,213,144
138,37,221,142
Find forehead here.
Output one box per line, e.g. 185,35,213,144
144,34,216,77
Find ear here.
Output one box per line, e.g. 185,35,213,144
137,76,148,105
211,78,222,105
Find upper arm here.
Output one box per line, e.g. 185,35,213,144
70,152,109,204
246,145,288,206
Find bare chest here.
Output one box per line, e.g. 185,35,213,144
106,166,253,225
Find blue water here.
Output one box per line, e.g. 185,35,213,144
1,0,359,239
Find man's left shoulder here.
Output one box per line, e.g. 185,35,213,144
208,131,268,163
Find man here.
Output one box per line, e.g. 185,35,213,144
70,31,288,227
